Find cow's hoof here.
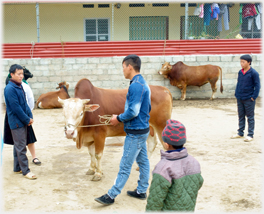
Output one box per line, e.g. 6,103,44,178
136,166,139,171
86,169,95,175
91,173,102,181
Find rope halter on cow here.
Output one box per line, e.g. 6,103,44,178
79,115,113,127
64,115,113,131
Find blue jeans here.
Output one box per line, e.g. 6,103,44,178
108,132,150,199
237,98,256,138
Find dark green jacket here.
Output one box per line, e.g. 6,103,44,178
146,149,203,211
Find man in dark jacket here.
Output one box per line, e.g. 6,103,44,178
231,54,260,142
4,64,37,179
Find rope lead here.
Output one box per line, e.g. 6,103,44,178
77,115,113,128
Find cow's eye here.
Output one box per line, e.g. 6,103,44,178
80,112,83,116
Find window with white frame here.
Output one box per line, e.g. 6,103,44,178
85,19,109,41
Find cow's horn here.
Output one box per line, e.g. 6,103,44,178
58,97,65,104
82,99,90,104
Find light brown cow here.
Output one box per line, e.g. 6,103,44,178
158,61,223,100
36,81,70,109
58,78,172,181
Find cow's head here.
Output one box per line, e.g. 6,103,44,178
23,66,33,80
56,81,69,90
158,61,172,78
58,97,100,139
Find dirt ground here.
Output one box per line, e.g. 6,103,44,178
1,98,263,213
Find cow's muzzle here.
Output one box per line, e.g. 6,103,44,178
65,130,74,139
64,126,75,139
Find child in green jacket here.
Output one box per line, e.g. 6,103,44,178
146,119,203,211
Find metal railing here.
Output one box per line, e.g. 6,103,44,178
2,39,261,58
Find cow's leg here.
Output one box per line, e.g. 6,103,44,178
93,152,103,181
176,85,184,100
210,88,217,100
181,84,187,101
210,79,218,100
180,89,184,100
147,130,158,159
86,142,96,175
92,133,106,181
136,128,157,171
152,125,166,151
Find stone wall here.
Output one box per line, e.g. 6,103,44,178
1,54,262,104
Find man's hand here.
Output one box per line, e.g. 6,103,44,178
110,114,119,126
28,118,34,126
251,97,255,101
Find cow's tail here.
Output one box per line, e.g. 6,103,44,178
219,66,223,93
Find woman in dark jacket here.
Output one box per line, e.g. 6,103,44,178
4,64,37,179
4,68,41,165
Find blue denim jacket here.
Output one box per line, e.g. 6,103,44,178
118,74,151,133
4,81,32,129
235,67,261,100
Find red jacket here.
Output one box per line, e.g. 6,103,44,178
242,4,258,18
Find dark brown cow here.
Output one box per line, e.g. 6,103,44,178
158,61,223,100
36,81,70,109
58,78,172,181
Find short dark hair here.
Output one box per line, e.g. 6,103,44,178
9,64,23,74
171,145,184,150
122,54,141,72
240,54,252,65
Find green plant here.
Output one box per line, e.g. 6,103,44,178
201,31,208,38
200,31,206,37
188,33,195,39
224,23,242,39
197,31,210,39
188,23,195,38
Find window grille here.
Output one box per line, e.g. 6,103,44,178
85,19,109,41
129,16,169,40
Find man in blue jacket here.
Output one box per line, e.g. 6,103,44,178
4,64,37,179
231,55,261,142
95,55,151,205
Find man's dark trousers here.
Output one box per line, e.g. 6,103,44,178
11,126,30,175
237,99,255,138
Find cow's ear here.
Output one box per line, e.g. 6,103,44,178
168,65,172,70
82,99,90,105
85,104,100,112
58,97,65,105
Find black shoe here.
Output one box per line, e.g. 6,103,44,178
95,194,114,205
127,189,147,200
